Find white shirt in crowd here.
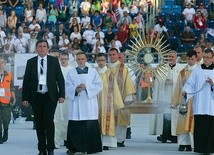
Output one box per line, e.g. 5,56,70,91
182,7,196,21
82,29,95,44
81,16,91,29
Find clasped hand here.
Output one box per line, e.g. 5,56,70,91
206,77,214,86
76,84,86,93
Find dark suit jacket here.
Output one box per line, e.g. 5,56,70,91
22,55,65,103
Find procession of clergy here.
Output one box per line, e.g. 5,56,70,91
55,46,214,155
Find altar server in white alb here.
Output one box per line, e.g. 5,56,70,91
150,50,184,143
183,49,214,154
54,52,72,148
65,52,103,155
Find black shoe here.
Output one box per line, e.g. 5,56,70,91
169,136,177,143
178,145,185,151
117,142,125,147
66,150,75,155
185,145,192,151
38,151,47,155
0,140,3,144
2,129,8,142
103,146,109,150
47,151,54,155
64,140,67,146
157,136,167,143
126,127,131,139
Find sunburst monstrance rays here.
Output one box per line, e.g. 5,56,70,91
126,32,170,102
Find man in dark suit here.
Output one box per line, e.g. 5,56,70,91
22,40,65,155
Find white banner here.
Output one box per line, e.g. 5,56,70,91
14,54,36,86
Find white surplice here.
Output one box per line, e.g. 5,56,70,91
150,63,184,135
183,66,214,116
54,65,72,148
66,67,103,120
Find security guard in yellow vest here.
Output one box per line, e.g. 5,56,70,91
0,57,16,144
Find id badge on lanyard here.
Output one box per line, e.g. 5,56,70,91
0,74,5,97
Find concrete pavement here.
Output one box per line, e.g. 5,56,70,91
0,114,194,155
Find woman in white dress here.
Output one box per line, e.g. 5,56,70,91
24,3,34,24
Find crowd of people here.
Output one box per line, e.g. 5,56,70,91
0,0,213,155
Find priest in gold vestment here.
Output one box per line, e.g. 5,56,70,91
96,53,124,150
108,48,136,147
171,50,198,151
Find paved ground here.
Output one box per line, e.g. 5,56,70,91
1,114,194,155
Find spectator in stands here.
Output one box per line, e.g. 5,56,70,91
10,27,17,41
112,34,122,50
35,3,47,28
91,0,101,14
116,25,128,47
18,21,27,33
92,11,103,30
0,9,6,29
197,32,207,47
92,40,106,54
101,0,109,14
122,19,129,34
182,3,196,28
181,26,195,47
24,3,34,24
193,10,207,31
22,27,31,40
45,27,54,41
197,3,208,18
66,42,75,54
69,11,81,24
80,0,91,15
80,39,92,53
58,32,70,51
28,33,37,53
110,40,121,52
154,19,169,38
135,12,144,34
68,0,79,15
81,13,91,31
94,26,105,41
7,10,17,32
57,0,68,22
82,24,95,45
148,27,157,41
118,11,132,26
103,10,115,29
70,26,82,42
0,26,6,53
129,1,139,19
4,33,14,54
13,32,28,53
104,26,115,46
8,0,19,8
129,18,139,38
54,23,68,45
118,2,130,19
43,33,53,50
28,19,41,32
69,18,81,35
72,37,80,49
92,32,104,47
206,41,214,50
47,3,58,23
